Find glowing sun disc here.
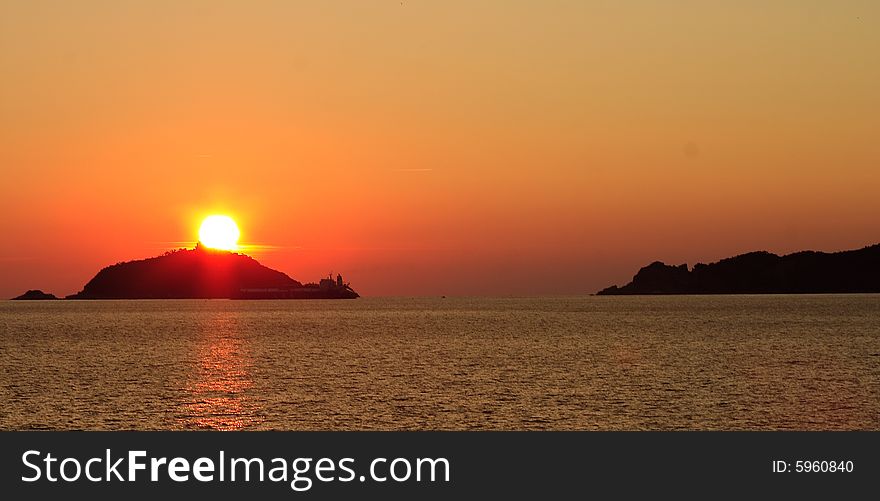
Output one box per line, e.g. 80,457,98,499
198,215,240,250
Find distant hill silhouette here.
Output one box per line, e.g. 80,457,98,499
597,244,880,295
66,245,358,299
12,289,58,300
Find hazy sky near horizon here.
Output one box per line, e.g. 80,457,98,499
1,1,878,297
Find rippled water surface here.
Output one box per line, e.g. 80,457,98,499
1,296,878,430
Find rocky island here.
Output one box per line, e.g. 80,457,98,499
12,290,59,300
597,243,880,295
62,244,358,299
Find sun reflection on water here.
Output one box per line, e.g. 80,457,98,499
180,312,264,430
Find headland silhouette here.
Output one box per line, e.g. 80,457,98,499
598,243,880,295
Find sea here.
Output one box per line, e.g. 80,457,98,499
1,295,878,430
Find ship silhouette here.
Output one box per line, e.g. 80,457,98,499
237,272,359,299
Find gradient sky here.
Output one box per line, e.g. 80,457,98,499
1,1,878,297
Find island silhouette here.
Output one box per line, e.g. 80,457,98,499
12,290,58,300
598,243,880,295
13,244,358,300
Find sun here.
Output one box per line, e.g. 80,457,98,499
198,215,240,251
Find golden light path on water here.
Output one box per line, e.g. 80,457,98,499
0,296,877,430
181,311,263,430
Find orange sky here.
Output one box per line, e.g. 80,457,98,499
1,1,878,297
